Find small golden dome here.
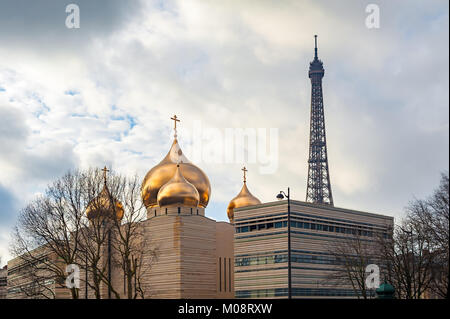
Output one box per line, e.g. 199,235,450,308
227,167,261,223
85,185,124,221
141,138,211,208
157,164,200,208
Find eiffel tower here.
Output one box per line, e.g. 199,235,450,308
306,35,334,206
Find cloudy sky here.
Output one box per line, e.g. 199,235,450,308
0,0,448,266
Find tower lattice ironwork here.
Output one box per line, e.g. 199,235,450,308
306,35,334,206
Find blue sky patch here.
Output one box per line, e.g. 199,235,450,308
64,90,80,96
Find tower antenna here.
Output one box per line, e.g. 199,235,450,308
314,35,318,59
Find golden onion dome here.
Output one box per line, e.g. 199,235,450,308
141,138,211,208
85,185,124,221
227,167,261,223
157,164,200,208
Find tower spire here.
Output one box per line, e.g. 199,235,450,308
306,35,334,206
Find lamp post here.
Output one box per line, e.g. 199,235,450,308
276,187,291,299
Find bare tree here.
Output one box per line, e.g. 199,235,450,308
10,171,87,299
10,167,157,299
376,173,449,299
75,168,157,299
78,170,156,299
76,168,118,299
406,172,449,298
326,234,380,299
108,174,157,299
377,218,435,299
78,217,113,299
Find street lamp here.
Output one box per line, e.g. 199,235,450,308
276,187,291,299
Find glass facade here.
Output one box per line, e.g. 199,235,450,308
235,213,388,239
234,202,393,299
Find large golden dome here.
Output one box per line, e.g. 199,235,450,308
141,117,211,208
86,184,124,221
157,164,200,208
227,167,261,223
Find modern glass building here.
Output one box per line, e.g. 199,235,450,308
234,200,393,298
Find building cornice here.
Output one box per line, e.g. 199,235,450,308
235,199,394,221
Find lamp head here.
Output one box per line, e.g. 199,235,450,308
276,192,284,200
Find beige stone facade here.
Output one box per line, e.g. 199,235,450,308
141,206,233,298
7,208,234,299
6,246,71,299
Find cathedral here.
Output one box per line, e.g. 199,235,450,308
136,116,241,298
7,114,262,299
89,115,258,299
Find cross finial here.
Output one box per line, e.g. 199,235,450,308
170,115,180,138
101,166,109,185
242,166,248,183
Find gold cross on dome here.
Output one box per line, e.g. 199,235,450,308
171,115,181,138
242,166,248,183
170,115,180,130
102,166,109,184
